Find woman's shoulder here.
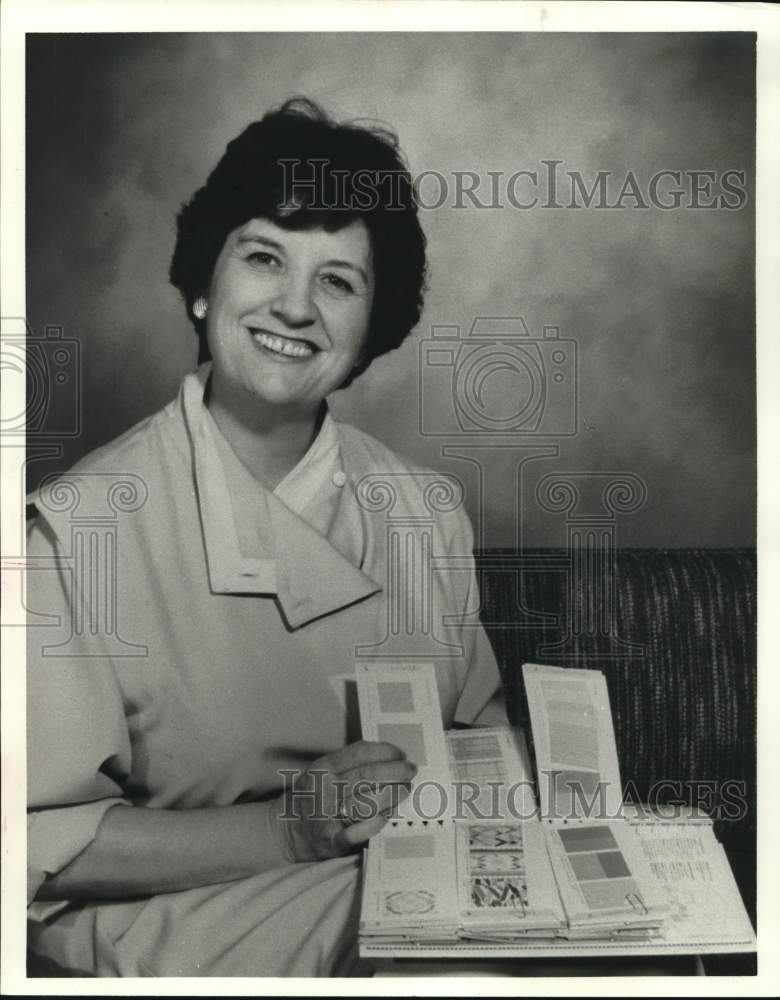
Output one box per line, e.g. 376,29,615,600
28,398,185,523
72,411,171,474
335,419,438,478
335,419,473,541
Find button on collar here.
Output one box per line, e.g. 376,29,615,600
332,470,347,488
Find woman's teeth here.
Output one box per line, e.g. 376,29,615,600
252,330,314,358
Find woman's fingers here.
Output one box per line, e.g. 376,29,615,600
283,741,421,860
333,811,389,852
351,779,411,821
323,759,416,822
315,740,409,775
280,739,419,861
338,758,417,788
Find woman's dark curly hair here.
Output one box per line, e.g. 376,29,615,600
170,97,427,386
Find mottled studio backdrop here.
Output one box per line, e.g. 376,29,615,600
25,32,755,547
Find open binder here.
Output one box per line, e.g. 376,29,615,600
356,661,755,959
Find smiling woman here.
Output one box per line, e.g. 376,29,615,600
25,98,507,977
167,98,425,491
204,219,375,490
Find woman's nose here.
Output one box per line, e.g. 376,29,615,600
269,272,315,328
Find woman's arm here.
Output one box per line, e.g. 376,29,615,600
36,800,290,901
36,741,415,901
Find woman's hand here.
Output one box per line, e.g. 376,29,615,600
271,740,417,862
34,742,416,901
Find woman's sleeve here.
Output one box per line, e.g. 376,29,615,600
26,513,133,905
445,510,510,727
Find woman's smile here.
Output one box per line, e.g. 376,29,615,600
249,328,318,360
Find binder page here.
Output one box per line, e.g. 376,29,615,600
356,662,452,821
459,819,565,937
522,662,623,821
359,820,462,940
543,820,669,932
445,727,537,822
629,818,756,949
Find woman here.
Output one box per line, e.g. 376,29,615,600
26,98,507,977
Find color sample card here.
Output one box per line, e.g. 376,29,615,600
470,875,528,910
559,824,619,853
468,823,525,850
356,662,451,821
469,851,526,875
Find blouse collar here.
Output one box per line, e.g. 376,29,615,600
182,366,381,628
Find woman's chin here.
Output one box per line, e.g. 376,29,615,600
243,380,320,413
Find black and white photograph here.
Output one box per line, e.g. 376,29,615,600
2,0,778,992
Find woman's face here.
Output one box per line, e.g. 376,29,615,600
205,217,375,416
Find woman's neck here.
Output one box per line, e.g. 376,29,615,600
205,377,324,492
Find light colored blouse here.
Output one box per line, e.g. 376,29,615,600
26,365,506,975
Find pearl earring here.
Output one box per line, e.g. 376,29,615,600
193,296,208,320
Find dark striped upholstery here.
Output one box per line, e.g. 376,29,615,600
475,548,756,853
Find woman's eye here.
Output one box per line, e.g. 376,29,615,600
246,251,279,267
322,273,354,294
